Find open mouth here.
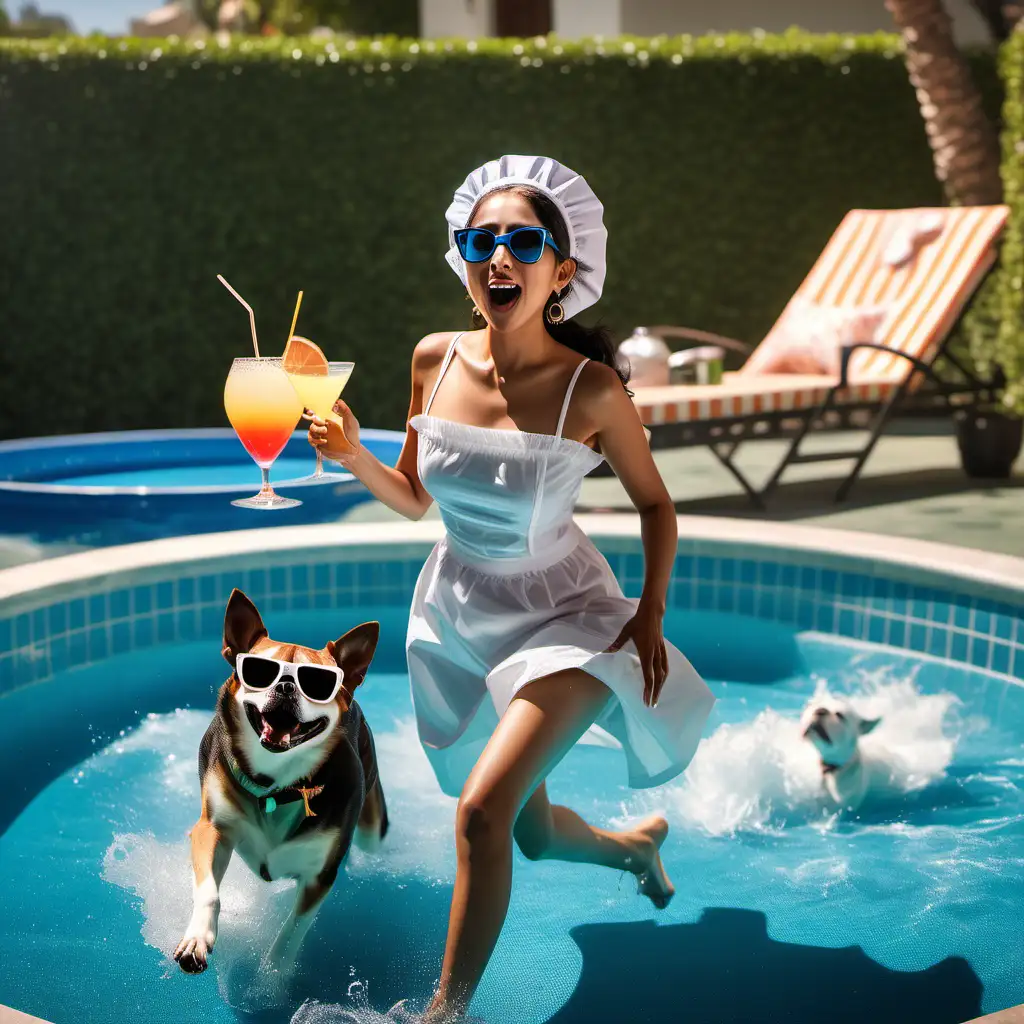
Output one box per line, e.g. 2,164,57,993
804,720,831,743
488,283,521,314
244,702,327,752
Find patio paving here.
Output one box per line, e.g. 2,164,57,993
342,418,1024,559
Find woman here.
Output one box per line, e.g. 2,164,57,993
309,155,715,1022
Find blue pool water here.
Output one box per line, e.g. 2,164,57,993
50,455,333,488
1,614,1021,1023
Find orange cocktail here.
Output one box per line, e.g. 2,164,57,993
224,356,304,509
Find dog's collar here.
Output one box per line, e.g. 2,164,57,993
225,753,325,817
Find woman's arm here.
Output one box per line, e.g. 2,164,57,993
581,364,676,704
310,332,454,522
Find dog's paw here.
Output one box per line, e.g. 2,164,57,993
173,932,214,974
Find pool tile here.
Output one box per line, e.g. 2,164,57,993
48,603,67,637
716,586,736,614
134,616,155,649
69,631,88,668
993,607,1016,641
820,569,838,594
718,559,735,583
270,566,288,595
110,589,131,621
32,608,46,642
177,608,198,642
756,590,776,619
888,620,907,648
88,626,108,662
314,563,331,591
737,588,755,616
335,562,356,593
953,602,972,630
112,621,132,655
292,591,312,612
991,643,1012,676
777,591,796,623
697,583,715,610
155,582,174,612
950,632,969,664
973,609,992,636
814,603,834,632
133,587,152,616
910,598,930,622
0,617,11,654
15,613,30,648
780,564,798,588
200,605,221,638
867,614,887,645
837,608,859,638
199,575,218,603
268,592,289,613
798,566,817,592
89,593,106,625
759,562,779,586
247,568,268,600
967,636,990,670
625,553,644,581
50,634,69,675
908,623,928,653
177,578,195,607
839,574,865,599
927,628,949,659
290,564,310,594
739,560,758,585
797,599,816,630
155,612,174,643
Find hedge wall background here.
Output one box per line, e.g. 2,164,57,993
0,33,1004,439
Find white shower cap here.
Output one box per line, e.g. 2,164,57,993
444,154,608,320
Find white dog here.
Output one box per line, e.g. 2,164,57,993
799,696,881,812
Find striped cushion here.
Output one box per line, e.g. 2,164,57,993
636,205,1008,427
634,374,898,425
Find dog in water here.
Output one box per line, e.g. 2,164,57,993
174,588,388,977
799,695,881,812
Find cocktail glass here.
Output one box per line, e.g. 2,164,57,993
286,361,355,481
224,356,304,509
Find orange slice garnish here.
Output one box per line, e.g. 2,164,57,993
283,335,328,375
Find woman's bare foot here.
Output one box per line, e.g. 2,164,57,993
625,813,674,910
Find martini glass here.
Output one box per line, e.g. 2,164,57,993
286,361,355,481
224,356,304,509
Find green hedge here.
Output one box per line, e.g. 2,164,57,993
0,32,1002,438
992,29,1024,413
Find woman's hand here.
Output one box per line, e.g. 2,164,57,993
307,398,361,465
606,598,669,707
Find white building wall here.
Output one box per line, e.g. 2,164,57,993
617,0,992,47
553,0,621,38
420,0,493,38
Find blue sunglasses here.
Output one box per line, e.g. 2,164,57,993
454,226,561,265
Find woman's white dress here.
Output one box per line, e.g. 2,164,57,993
406,334,715,797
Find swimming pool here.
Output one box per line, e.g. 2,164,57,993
0,428,404,552
1,518,1021,1023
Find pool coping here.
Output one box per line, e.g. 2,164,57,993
2,514,1024,605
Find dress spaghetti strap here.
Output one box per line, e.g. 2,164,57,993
555,358,590,439
423,333,463,416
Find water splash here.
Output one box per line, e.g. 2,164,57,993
623,675,963,836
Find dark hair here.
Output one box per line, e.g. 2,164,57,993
468,184,631,393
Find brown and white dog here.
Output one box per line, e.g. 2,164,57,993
173,588,388,977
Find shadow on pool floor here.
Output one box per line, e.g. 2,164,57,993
548,907,982,1024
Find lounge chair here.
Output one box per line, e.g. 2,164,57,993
629,205,1010,508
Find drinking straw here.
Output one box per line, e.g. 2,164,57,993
286,290,303,347
217,274,260,358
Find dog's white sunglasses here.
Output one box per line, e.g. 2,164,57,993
235,653,346,704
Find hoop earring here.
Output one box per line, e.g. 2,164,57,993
472,305,481,318
545,301,565,325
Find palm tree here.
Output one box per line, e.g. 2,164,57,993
886,0,1003,205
